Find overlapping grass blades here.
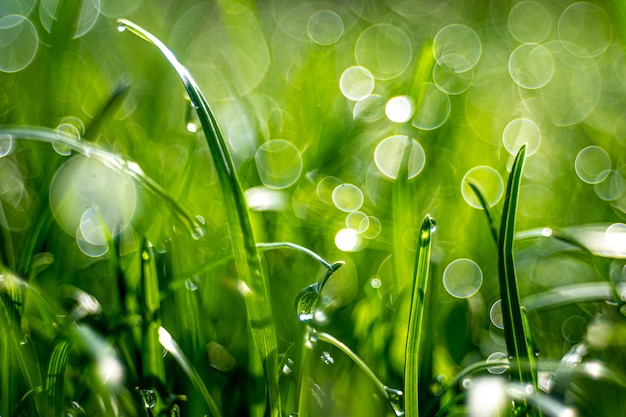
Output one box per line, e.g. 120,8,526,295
405,215,435,417
117,19,281,416
498,145,534,381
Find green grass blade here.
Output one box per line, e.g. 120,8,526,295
83,78,132,139
158,326,223,417
497,145,540,407
117,19,281,416
498,145,530,372
405,215,435,417
140,240,165,383
0,127,204,239
45,338,72,417
466,178,499,246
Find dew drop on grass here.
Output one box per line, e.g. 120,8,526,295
385,96,413,123
255,139,302,189
340,66,375,101
374,135,425,180
411,83,450,130
490,300,504,329
443,258,483,298
575,146,610,184
282,358,294,375
486,352,508,374
383,386,405,417
355,24,412,80
508,1,552,43
461,166,504,209
321,351,334,365
558,2,612,58
0,15,38,73
185,279,198,291
502,118,541,156
332,183,363,212
433,24,481,73
508,43,554,89
305,326,318,350
307,10,343,45
295,283,320,323
138,388,157,409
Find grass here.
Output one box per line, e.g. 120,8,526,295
1,1,626,417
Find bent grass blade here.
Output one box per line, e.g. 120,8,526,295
0,127,205,240
117,19,281,416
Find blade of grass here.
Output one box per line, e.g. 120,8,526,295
83,78,132,139
497,145,541,415
117,19,281,416
466,178,499,246
140,239,166,387
45,338,72,417
0,127,204,240
158,326,223,417
405,214,436,417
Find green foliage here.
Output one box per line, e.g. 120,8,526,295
1,1,626,417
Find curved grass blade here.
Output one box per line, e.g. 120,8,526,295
405,215,436,417
497,145,540,415
466,178,499,246
0,127,204,239
158,326,223,417
45,338,72,417
315,330,404,416
11,386,43,417
117,19,281,415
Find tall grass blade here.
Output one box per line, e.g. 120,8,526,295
405,215,435,417
117,19,281,416
45,338,72,417
158,326,223,417
497,145,541,414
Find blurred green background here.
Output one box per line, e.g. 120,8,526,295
1,0,626,416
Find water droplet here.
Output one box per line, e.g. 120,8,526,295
185,279,198,291
282,358,294,375
429,217,437,232
383,386,405,417
304,326,318,350
295,283,320,323
288,413,298,417
117,24,127,32
138,388,157,409
321,351,334,365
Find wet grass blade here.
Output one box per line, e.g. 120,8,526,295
0,127,204,239
466,179,499,246
140,240,165,383
497,144,540,413
405,215,435,417
45,338,72,417
158,326,223,417
117,19,281,416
